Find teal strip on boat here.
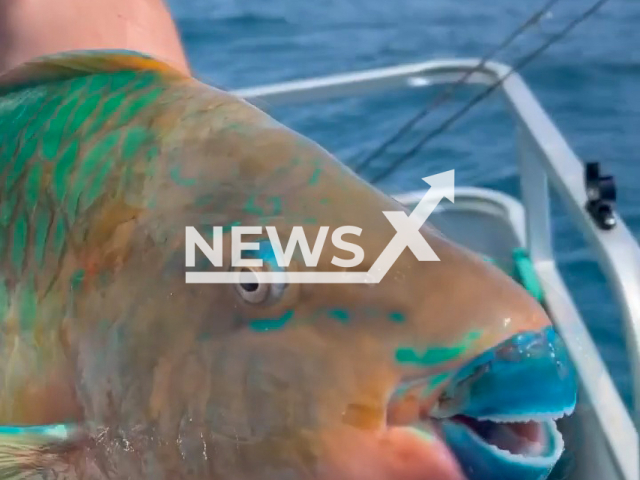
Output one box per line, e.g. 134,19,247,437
511,247,545,303
482,249,544,304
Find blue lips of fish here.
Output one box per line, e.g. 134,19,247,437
424,327,577,480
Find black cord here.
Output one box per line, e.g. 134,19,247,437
368,0,611,185
351,0,561,175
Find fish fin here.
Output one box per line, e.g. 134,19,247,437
0,423,85,479
0,49,188,94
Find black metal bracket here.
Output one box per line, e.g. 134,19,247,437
584,162,617,231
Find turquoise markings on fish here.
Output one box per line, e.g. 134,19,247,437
116,80,164,127
85,71,161,136
11,213,28,272
170,165,197,187
0,65,172,287
122,127,153,160
328,309,350,324
42,88,83,160
0,96,40,150
222,221,242,234
62,74,110,134
395,331,482,367
34,209,52,267
5,71,166,246
6,135,37,192
24,162,42,211
87,93,125,136
53,217,66,260
0,135,18,176
243,194,283,217
66,130,120,219
70,270,85,291
67,94,101,134
308,167,322,186
0,192,16,226
243,196,261,215
84,151,117,212
249,310,295,332
106,70,138,92
22,94,62,145
121,127,155,192
388,312,406,323
53,140,80,202
270,197,282,216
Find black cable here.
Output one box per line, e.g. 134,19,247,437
369,0,611,185
351,0,561,175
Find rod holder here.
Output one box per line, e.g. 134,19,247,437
584,162,617,231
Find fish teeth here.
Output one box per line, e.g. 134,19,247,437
440,413,565,465
475,404,576,423
480,420,564,464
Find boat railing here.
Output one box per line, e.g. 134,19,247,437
231,59,640,480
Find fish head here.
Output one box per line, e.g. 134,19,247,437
132,115,576,480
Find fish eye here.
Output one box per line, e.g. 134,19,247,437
233,266,287,304
235,267,269,303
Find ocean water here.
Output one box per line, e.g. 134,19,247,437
168,0,640,408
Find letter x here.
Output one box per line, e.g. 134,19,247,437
367,197,440,281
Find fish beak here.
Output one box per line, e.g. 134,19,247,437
386,326,577,480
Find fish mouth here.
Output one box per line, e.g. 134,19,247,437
387,327,577,480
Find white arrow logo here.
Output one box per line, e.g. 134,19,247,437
186,170,455,284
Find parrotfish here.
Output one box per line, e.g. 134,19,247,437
0,50,576,480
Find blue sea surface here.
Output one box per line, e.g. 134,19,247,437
168,0,640,408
